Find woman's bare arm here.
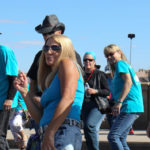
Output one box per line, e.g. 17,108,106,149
41,59,79,149
47,58,79,133
14,72,42,123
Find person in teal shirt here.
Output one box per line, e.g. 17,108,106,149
0,44,18,150
104,44,144,150
112,60,143,113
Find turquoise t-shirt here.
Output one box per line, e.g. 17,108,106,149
112,60,144,113
15,91,27,111
0,45,18,110
40,72,84,127
15,84,29,111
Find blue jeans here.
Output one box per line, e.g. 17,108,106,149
82,101,105,150
107,114,117,128
39,123,82,150
108,113,140,150
54,124,82,150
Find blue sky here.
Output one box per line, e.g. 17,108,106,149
0,0,150,72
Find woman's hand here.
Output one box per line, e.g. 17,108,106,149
41,128,56,150
112,102,122,116
14,72,28,97
87,88,98,95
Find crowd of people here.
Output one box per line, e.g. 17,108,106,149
0,14,148,150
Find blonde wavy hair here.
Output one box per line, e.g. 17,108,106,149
38,34,77,91
104,44,128,75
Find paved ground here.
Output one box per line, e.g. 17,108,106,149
7,128,35,141
7,129,150,149
7,129,150,142
82,129,150,142
7,129,35,150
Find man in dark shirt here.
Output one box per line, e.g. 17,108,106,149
27,14,82,107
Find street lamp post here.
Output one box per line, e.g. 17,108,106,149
128,33,135,65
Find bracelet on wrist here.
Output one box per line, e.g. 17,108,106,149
117,100,123,104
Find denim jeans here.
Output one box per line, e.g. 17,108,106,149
39,123,82,150
106,114,117,128
108,113,140,150
82,101,105,150
54,124,82,150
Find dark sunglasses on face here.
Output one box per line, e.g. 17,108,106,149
83,58,94,62
105,52,115,58
43,45,61,53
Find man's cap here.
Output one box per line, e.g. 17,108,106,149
35,14,65,34
84,51,96,60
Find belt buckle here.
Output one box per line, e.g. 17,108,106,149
72,119,76,126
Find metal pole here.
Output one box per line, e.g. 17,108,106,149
130,38,132,65
128,33,135,65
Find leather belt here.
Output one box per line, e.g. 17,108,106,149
63,118,81,128
38,119,81,135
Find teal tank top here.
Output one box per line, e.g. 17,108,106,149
40,69,84,126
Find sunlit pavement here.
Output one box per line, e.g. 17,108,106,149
7,129,150,150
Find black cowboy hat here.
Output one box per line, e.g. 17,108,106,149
35,14,65,34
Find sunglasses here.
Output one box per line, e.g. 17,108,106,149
43,45,61,53
105,52,116,58
83,59,94,62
